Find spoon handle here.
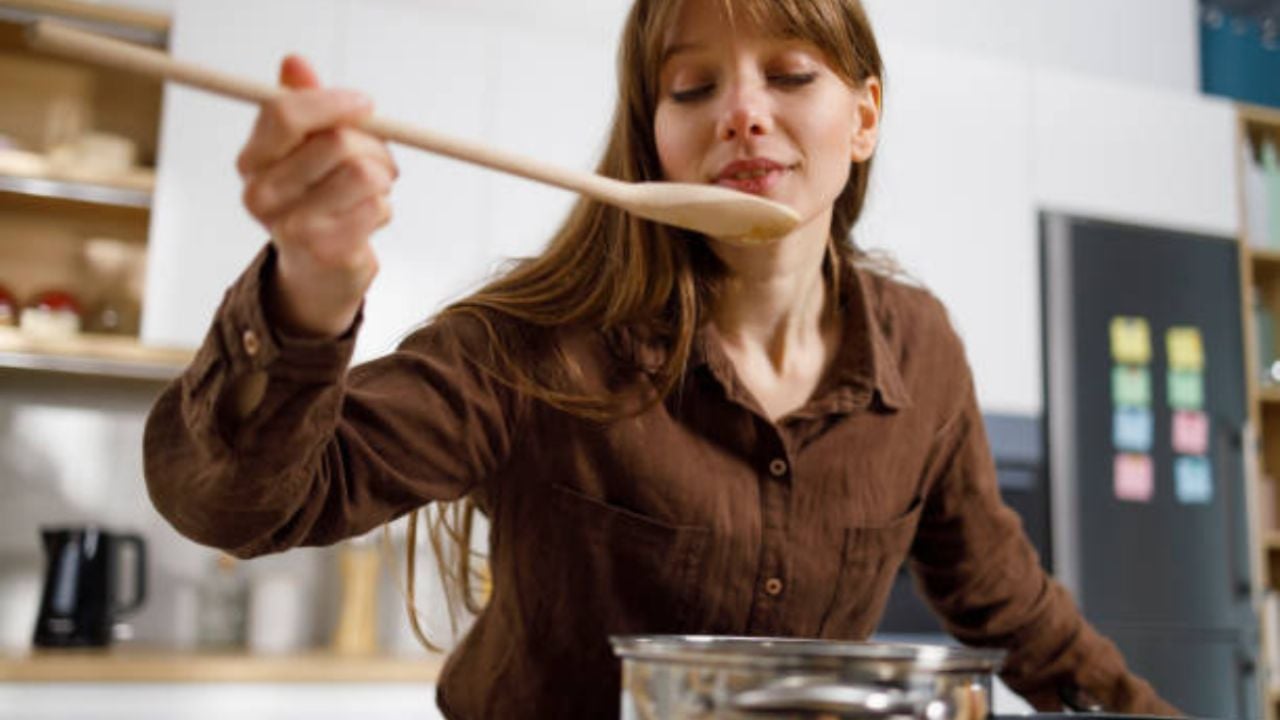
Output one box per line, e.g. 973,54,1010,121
25,20,623,200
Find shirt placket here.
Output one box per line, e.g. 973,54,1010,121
745,438,792,635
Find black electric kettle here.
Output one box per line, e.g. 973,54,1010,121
33,526,147,647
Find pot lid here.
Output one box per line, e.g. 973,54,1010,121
610,635,1005,674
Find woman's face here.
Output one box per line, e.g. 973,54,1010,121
654,0,880,239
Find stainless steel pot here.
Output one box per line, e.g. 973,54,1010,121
611,636,1005,720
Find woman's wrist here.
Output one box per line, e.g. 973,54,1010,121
267,254,369,339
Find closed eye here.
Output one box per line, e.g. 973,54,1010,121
768,72,818,88
668,72,818,103
670,84,715,103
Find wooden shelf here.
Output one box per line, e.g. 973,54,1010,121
0,0,168,47
0,327,192,380
0,648,443,684
0,171,152,209
0,149,154,209
1255,248,1280,266
1242,103,1280,129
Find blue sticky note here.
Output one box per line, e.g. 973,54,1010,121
1174,456,1213,505
1168,370,1205,410
1113,407,1153,452
1112,366,1152,407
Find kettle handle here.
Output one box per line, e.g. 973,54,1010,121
112,533,147,616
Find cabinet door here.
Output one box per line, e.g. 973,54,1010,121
339,2,623,360
143,0,630,361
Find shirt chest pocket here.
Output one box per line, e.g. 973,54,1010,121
546,484,711,634
817,497,924,640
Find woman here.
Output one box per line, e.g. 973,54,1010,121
144,0,1178,717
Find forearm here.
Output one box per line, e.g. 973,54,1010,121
143,246,518,558
143,246,360,556
913,392,1179,715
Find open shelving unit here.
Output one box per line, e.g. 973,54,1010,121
1237,101,1280,720
0,325,190,380
0,0,189,378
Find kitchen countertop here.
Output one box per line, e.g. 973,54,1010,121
0,648,444,683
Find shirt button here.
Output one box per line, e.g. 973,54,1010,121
768,458,788,477
764,578,784,596
242,329,261,357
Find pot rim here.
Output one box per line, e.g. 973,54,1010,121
610,635,1006,673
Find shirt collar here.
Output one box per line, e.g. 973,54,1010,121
606,260,913,413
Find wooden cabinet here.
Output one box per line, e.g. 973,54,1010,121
0,0,191,380
1238,103,1280,719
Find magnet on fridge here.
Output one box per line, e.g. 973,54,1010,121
1168,370,1205,410
1114,453,1154,503
1113,407,1153,452
1174,456,1213,505
1112,365,1152,407
1171,410,1210,456
1166,326,1205,372
1109,316,1152,365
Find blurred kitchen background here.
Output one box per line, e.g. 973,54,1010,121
1,0,1279,718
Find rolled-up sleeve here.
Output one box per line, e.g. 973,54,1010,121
908,379,1177,715
144,245,521,558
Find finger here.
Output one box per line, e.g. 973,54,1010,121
273,195,392,255
236,88,373,179
339,195,394,237
244,129,395,222
279,54,321,90
278,156,394,226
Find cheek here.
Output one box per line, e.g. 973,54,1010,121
805,110,857,184
654,105,703,182
653,110,683,180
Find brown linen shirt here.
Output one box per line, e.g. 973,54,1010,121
144,246,1177,719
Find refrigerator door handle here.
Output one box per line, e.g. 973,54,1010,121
1219,423,1253,600
1237,645,1260,720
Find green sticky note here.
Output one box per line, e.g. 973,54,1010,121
1168,370,1204,410
1112,366,1151,407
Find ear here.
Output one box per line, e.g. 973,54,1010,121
850,76,881,163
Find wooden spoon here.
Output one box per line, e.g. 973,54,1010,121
26,20,800,242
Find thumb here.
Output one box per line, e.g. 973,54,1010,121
278,54,321,89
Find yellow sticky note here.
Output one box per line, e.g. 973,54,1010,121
1110,317,1151,365
1166,326,1204,371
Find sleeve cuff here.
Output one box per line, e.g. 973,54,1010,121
216,243,362,383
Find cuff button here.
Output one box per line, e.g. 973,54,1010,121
242,328,261,357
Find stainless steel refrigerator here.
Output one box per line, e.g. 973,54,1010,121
1042,212,1260,719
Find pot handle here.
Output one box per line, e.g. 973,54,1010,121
728,680,930,717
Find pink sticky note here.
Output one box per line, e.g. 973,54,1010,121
1114,454,1154,503
1172,411,1209,456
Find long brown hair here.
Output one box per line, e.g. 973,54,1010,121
397,0,886,651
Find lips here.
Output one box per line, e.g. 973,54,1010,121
712,158,792,195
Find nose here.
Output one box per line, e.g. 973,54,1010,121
716,79,772,141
